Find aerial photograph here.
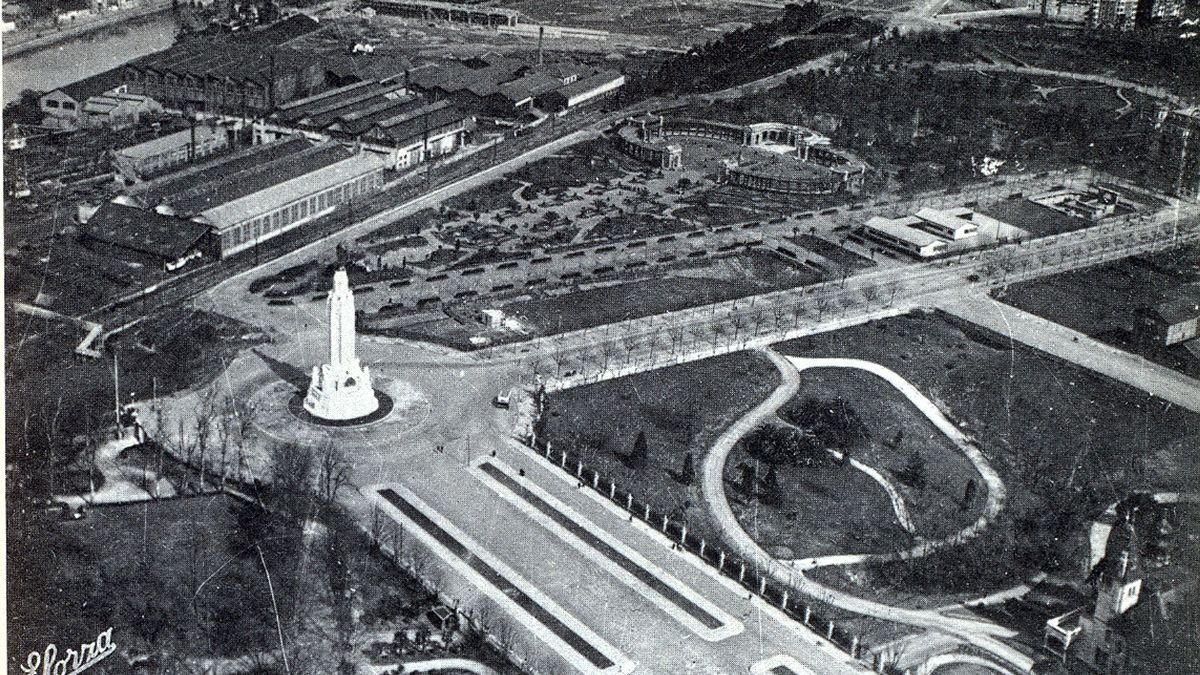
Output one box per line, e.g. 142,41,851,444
3,0,1198,673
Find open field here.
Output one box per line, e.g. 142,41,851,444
775,311,1200,599
997,243,1200,377
539,351,781,554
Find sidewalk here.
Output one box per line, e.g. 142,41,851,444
935,291,1200,413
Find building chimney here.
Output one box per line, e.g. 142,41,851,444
537,26,544,66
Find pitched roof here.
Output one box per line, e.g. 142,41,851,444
199,151,385,229
85,202,209,260
56,69,124,103
117,125,224,160
543,70,623,101
1154,285,1200,325
135,137,356,216
239,13,322,47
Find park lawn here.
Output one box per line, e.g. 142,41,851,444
508,252,825,336
444,178,522,215
508,277,759,335
540,351,781,552
672,204,763,227
979,197,1085,237
726,445,912,560
775,310,1200,598
997,243,1200,377
779,368,987,539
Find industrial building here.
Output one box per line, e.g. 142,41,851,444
123,135,386,258
362,0,520,27
407,57,621,118
120,15,326,115
252,79,472,170
38,71,162,130
113,124,231,181
81,201,211,271
534,70,624,112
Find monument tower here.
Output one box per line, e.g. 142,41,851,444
303,268,380,421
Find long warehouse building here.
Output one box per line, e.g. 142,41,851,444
126,135,385,258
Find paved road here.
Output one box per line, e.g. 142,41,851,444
936,291,1200,412
487,204,1200,398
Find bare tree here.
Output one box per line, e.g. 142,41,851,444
730,313,748,344
546,347,568,378
192,385,223,492
860,283,881,306
316,440,352,508
369,503,386,551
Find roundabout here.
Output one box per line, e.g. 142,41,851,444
249,376,432,447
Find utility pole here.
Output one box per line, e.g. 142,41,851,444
112,352,122,440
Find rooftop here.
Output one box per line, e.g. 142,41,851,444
135,137,353,215
864,216,947,248
55,69,123,103
117,125,224,160
85,202,210,260
200,151,385,229
548,70,624,100
1154,284,1200,325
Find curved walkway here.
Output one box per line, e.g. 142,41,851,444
700,349,1033,672
784,355,1006,569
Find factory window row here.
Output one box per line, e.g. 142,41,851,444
221,172,379,251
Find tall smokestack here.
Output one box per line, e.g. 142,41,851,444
537,26,544,66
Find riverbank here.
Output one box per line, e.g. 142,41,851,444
2,0,174,59
3,9,179,104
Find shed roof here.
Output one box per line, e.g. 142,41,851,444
85,202,209,260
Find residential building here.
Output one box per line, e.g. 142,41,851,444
1154,107,1200,200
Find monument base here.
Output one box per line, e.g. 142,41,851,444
303,362,380,421
289,388,394,427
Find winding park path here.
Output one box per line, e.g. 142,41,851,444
700,349,1033,671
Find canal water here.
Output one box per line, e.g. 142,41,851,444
3,11,179,104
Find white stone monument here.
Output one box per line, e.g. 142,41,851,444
303,268,379,421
